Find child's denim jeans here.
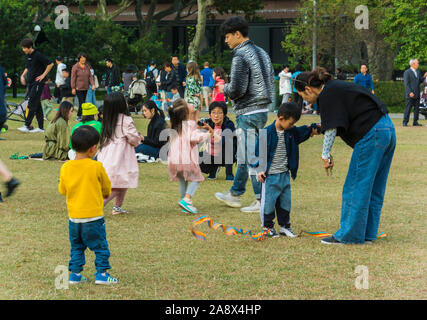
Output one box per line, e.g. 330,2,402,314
260,171,291,228
68,218,111,274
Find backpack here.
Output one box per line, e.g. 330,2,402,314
145,68,157,90
129,79,147,99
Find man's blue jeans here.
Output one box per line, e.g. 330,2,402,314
69,218,111,273
230,112,268,200
334,115,396,244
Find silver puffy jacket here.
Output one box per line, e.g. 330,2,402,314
224,40,275,116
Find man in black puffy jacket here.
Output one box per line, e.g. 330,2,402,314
215,16,275,214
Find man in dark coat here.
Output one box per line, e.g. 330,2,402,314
403,58,427,126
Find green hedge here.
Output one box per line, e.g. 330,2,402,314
274,80,407,113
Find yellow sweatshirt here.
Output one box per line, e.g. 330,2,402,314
59,158,111,219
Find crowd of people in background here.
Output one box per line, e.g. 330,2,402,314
0,14,426,285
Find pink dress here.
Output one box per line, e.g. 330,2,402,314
211,77,225,102
98,114,140,188
168,120,211,182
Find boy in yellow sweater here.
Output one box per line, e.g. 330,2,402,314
59,125,117,285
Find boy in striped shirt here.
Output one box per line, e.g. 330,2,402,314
255,103,320,237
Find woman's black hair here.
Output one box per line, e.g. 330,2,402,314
220,16,249,37
77,52,87,60
71,125,100,152
51,101,74,124
277,102,302,122
100,92,129,148
294,67,333,92
209,101,228,116
143,100,165,119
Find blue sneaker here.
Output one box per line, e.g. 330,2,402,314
69,272,87,284
225,174,234,181
94,272,118,285
178,198,198,214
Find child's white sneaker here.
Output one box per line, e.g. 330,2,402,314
279,226,297,238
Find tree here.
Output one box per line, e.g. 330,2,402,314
188,0,264,60
381,0,427,70
188,0,214,61
283,0,363,73
97,0,134,21
134,0,197,38
0,0,36,73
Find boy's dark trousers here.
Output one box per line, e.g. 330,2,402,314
25,81,45,129
199,153,234,177
68,218,111,274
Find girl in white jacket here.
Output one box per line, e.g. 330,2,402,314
279,65,292,104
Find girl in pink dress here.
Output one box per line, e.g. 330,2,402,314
211,67,227,102
97,92,140,215
168,98,218,214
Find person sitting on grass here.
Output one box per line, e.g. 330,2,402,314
69,102,102,149
253,102,320,238
30,101,74,161
199,101,237,181
59,125,117,285
135,100,167,160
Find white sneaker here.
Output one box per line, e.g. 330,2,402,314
18,126,30,133
279,226,297,238
29,128,44,133
240,200,260,213
215,191,241,208
165,116,170,121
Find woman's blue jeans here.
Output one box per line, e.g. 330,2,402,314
334,115,396,244
135,144,160,159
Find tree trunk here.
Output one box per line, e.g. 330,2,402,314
188,0,213,61
98,0,108,20
365,36,395,81
98,0,134,21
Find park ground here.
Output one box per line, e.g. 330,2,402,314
0,101,426,299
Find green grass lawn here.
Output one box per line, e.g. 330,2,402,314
0,101,426,299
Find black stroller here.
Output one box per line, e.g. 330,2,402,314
127,79,147,114
419,79,427,119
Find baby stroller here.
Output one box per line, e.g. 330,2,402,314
127,79,147,114
6,99,28,124
419,79,427,119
